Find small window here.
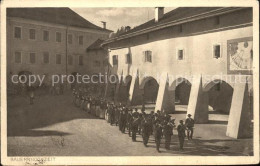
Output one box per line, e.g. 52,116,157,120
112,55,118,65
29,52,36,64
103,59,108,66
56,54,61,64
29,29,36,40
144,50,152,62
68,34,73,44
94,60,101,67
15,51,22,63
14,27,21,39
43,52,49,64
78,36,83,45
68,55,73,65
125,53,132,64
79,55,83,65
43,30,49,41
214,16,220,25
56,32,61,42
179,25,183,33
213,44,221,59
177,49,184,60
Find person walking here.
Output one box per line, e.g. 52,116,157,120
164,117,175,150
154,122,163,152
177,120,186,150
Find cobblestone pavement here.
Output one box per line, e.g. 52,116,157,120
7,94,253,156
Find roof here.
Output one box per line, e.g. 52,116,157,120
86,39,105,51
7,8,112,32
103,7,246,45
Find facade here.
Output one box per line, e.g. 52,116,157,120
7,8,112,86
102,7,253,139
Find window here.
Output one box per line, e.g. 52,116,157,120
94,60,101,67
14,27,21,39
125,53,132,64
43,52,49,64
56,32,61,42
43,30,49,41
29,29,36,40
214,16,220,25
78,55,83,65
213,44,221,59
179,25,183,33
29,52,36,64
177,49,184,60
78,35,83,45
68,55,73,65
14,51,22,63
103,59,108,66
56,54,61,64
144,50,152,62
112,55,118,65
68,34,72,44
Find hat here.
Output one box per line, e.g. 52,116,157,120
188,114,192,117
180,120,183,123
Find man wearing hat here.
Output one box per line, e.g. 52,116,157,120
163,116,175,150
177,120,186,150
185,114,195,140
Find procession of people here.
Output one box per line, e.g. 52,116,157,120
72,86,195,152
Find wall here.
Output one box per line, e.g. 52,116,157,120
7,17,110,85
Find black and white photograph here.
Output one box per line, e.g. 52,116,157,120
1,0,259,165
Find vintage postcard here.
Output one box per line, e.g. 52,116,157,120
1,0,259,165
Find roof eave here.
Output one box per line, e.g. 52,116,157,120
102,7,246,47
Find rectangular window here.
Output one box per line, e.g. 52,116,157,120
79,55,83,65
68,55,73,65
68,34,73,44
43,30,49,41
112,55,118,65
213,45,221,59
94,60,101,67
29,29,36,40
56,54,61,64
43,52,49,64
14,27,21,39
78,36,83,45
29,52,36,64
56,32,61,42
179,25,183,33
177,49,184,60
125,53,132,64
214,16,220,25
15,51,22,63
144,50,152,62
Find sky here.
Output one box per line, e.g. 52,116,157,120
71,7,176,32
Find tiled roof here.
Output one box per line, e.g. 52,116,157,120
7,7,112,32
87,39,105,51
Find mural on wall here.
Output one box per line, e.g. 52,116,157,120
227,37,253,74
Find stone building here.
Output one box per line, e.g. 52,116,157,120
102,7,253,138
7,8,112,86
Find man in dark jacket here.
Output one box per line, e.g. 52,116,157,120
185,114,195,140
164,118,175,150
142,114,150,147
131,116,139,142
177,120,186,150
154,122,163,152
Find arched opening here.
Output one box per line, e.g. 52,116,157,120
142,77,159,104
205,80,233,115
169,78,191,113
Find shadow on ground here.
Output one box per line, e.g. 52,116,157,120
7,94,99,137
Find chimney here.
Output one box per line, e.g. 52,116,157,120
155,7,164,22
125,26,131,32
101,21,106,29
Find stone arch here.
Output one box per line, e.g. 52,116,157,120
169,77,192,91
123,75,132,86
203,79,233,92
139,76,159,90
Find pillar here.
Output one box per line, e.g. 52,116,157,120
154,72,175,114
187,76,208,123
226,76,251,138
128,70,142,106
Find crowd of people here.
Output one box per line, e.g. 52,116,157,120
72,87,195,152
